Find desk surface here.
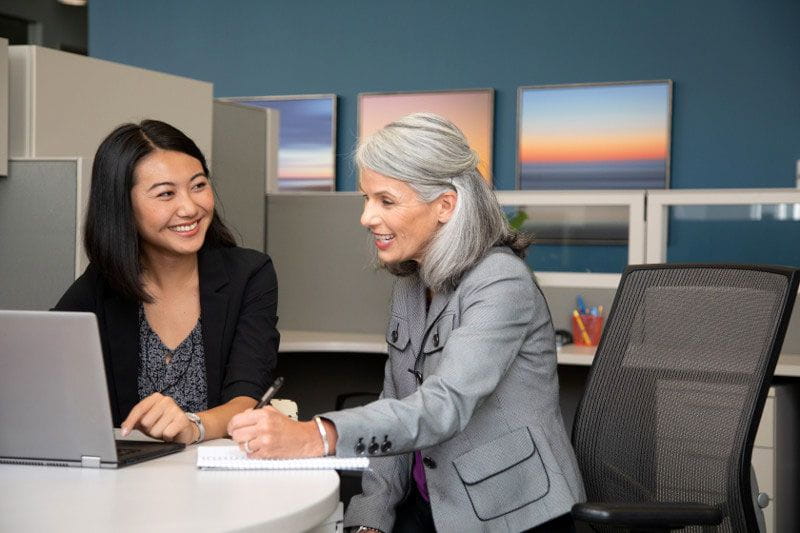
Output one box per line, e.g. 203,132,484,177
0,437,339,533
279,329,800,378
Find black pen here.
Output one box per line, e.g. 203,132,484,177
255,376,284,409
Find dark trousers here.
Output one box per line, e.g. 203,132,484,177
391,486,575,533
392,486,436,533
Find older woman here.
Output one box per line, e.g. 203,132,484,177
55,120,279,445
228,113,584,532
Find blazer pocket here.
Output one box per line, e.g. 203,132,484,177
421,313,455,355
386,315,410,351
452,426,549,521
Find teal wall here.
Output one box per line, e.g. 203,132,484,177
89,0,800,193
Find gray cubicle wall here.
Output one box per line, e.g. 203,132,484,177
0,38,8,177
266,193,393,334
211,101,278,252
0,159,80,309
8,45,213,272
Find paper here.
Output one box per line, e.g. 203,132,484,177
197,445,369,471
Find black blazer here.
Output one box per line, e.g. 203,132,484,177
54,246,279,426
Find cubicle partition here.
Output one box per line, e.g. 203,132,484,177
0,38,8,177
212,101,279,252
0,159,82,309
266,193,393,335
7,45,213,272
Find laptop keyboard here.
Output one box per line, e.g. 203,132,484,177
115,445,141,459
114,440,185,466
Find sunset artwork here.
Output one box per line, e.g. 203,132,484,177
517,81,672,189
359,89,494,182
227,95,336,191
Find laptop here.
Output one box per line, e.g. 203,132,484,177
0,310,184,468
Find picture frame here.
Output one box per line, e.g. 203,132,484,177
517,80,673,190
358,88,494,182
219,94,337,192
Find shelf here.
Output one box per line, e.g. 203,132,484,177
535,272,621,289
278,330,800,378
279,329,386,354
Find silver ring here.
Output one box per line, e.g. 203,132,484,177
244,440,253,454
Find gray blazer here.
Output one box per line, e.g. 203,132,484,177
323,247,585,532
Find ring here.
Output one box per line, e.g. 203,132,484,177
244,440,253,454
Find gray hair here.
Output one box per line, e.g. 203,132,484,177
356,112,530,292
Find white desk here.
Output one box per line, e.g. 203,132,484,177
279,329,800,377
0,438,340,532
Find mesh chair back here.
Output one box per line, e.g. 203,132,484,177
572,264,799,532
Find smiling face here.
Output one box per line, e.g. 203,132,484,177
359,168,456,266
130,149,214,260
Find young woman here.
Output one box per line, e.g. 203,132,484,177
55,120,279,445
227,113,584,532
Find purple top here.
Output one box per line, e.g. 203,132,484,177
412,451,430,501
412,290,432,502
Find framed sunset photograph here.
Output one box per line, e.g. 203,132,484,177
359,89,494,182
517,80,673,190
220,94,336,191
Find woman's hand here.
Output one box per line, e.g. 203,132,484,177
227,406,327,458
120,392,198,444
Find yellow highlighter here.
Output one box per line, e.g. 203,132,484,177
572,310,592,345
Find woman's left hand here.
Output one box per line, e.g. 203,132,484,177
227,406,324,458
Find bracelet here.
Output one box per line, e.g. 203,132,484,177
313,416,330,456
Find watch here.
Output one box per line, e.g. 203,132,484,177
185,412,205,444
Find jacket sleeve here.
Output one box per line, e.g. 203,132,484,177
340,357,412,533
323,258,536,458
220,255,280,401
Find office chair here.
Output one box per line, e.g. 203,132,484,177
571,264,799,532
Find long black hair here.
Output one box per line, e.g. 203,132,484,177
84,119,235,302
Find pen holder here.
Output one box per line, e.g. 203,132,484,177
572,314,604,346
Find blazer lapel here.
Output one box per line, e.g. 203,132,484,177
198,247,230,408
425,288,454,332
401,275,427,357
103,291,139,424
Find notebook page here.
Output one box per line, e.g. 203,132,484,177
197,445,369,470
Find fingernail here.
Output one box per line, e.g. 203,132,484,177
121,427,130,437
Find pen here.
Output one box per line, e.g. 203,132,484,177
576,295,586,315
255,376,284,409
572,310,592,345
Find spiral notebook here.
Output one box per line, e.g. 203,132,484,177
197,445,370,471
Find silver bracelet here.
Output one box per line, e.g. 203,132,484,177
313,416,330,456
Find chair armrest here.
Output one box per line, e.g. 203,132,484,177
572,502,723,529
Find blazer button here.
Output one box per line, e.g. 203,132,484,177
367,437,379,455
433,333,440,347
355,438,366,455
391,329,399,342
422,456,437,469
381,436,392,453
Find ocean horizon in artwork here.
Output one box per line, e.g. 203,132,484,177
234,96,335,191
518,82,671,190
520,158,666,189
277,177,334,191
